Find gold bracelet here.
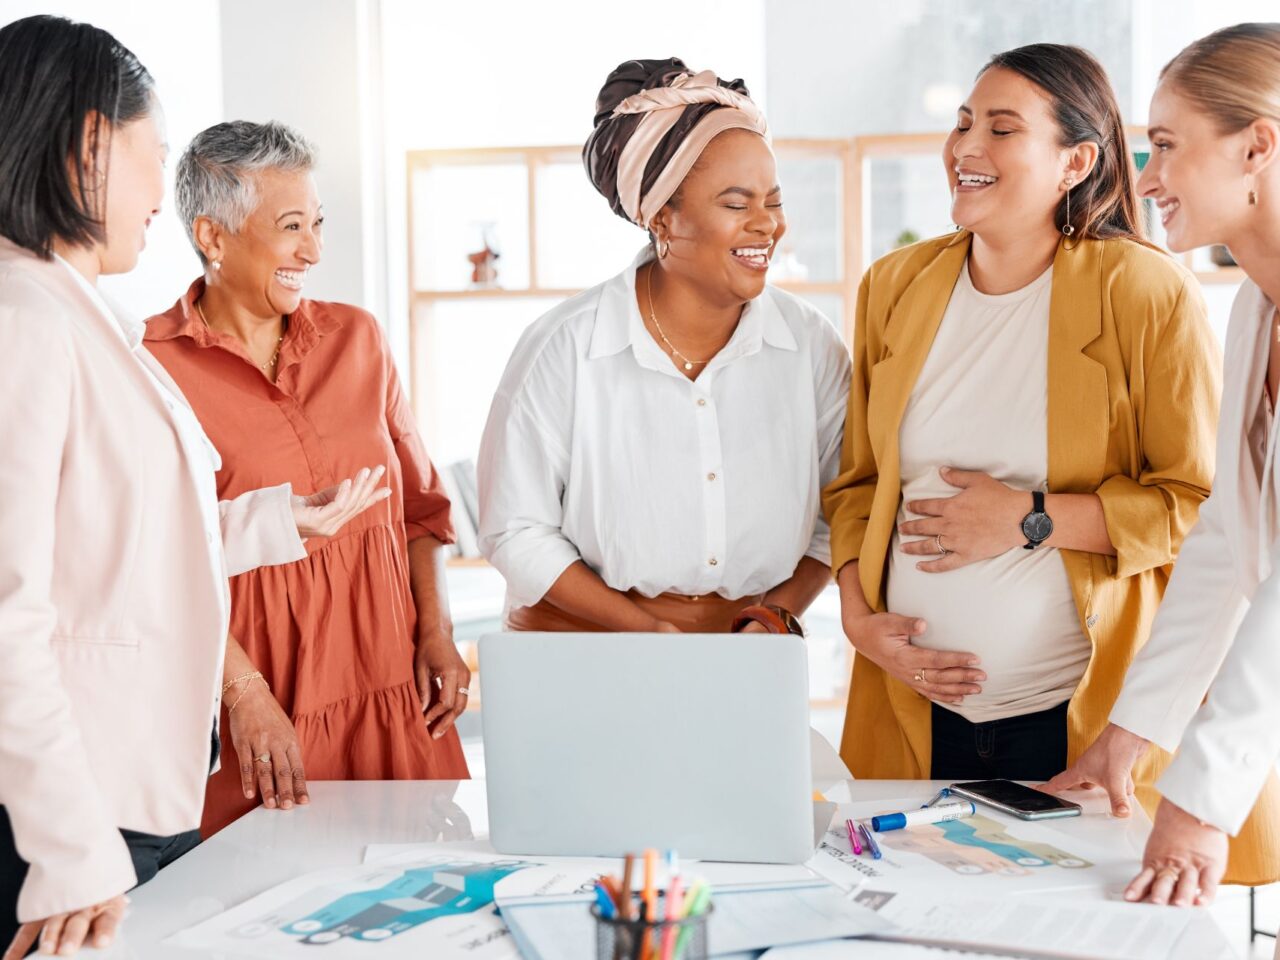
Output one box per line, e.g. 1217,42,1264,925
228,676,266,714
221,670,265,697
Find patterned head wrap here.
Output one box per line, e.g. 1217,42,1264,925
583,57,769,230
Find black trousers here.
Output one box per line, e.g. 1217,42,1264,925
930,699,1069,782
0,806,200,952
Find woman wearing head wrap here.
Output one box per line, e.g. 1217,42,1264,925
478,58,850,636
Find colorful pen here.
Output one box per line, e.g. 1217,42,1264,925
845,817,862,855
620,854,636,920
857,821,882,860
642,849,658,960
672,882,712,960
594,881,618,919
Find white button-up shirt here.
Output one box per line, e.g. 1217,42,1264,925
478,249,851,609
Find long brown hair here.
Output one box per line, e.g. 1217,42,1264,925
982,44,1144,242
1160,23,1280,134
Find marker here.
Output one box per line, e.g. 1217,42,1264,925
642,849,658,960
857,822,882,860
594,881,618,919
871,801,976,833
672,883,712,960
845,818,862,855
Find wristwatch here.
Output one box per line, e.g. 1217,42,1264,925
1021,490,1053,550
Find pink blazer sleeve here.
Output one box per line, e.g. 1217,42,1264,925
0,289,137,921
218,482,307,577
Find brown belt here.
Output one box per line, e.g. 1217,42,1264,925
506,590,764,634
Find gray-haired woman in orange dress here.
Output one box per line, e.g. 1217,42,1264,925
146,121,469,835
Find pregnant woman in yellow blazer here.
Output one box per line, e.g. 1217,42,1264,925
822,43,1279,884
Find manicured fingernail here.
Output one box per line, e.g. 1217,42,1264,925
265,799,276,808
245,791,254,798
95,936,109,947
967,658,980,666
280,800,293,809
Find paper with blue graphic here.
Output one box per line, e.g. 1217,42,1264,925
168,851,538,958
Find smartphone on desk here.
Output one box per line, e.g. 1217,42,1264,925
949,779,1082,821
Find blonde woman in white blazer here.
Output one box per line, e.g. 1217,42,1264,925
0,17,387,958
1046,23,1280,920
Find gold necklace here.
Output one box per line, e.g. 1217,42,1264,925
645,265,710,372
196,298,284,373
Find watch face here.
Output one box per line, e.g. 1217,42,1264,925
1022,512,1054,543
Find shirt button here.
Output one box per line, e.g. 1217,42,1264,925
696,398,707,407
707,472,717,482
708,557,718,567
1085,613,1099,628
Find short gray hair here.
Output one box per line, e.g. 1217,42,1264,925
175,120,316,264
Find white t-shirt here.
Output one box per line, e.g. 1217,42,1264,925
887,260,1090,723
477,248,852,610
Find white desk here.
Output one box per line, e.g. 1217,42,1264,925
102,776,1236,959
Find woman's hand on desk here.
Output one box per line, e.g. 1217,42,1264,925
842,612,985,704
1125,799,1227,907
898,468,1025,571
1040,722,1149,817
4,894,128,959
227,683,309,811
292,465,392,539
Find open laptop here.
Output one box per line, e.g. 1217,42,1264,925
478,631,815,863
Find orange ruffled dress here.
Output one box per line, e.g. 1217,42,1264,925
146,280,468,835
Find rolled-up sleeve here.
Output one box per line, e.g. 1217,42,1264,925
385,348,455,544
821,273,878,575
806,316,853,566
0,295,136,921
1096,279,1220,579
477,336,581,608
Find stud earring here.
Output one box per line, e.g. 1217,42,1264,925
212,259,222,271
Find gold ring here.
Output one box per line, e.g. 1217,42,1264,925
255,753,271,764
934,534,950,556
913,672,925,683
1156,866,1180,881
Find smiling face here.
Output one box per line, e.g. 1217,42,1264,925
651,128,786,305
212,167,323,316
944,67,1091,243
1137,80,1264,253
98,101,168,274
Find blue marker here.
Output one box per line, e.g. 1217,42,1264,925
871,801,977,833
593,881,617,919
921,787,952,808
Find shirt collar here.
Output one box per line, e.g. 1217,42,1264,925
143,277,344,359
587,247,797,366
53,254,146,349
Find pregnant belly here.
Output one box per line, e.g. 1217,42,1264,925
886,536,1090,720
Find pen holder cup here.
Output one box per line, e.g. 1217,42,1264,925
591,904,711,960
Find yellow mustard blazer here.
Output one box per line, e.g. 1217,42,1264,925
823,230,1279,884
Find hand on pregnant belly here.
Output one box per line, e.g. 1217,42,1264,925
843,611,986,704
898,467,1027,572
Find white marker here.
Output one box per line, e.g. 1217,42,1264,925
870,801,977,832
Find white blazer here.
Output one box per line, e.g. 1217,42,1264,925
0,238,305,920
1111,278,1280,834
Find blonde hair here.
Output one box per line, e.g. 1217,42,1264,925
1161,23,1280,133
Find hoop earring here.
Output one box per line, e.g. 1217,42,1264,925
1061,178,1076,237
656,238,670,260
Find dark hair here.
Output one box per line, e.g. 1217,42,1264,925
981,44,1145,243
0,15,155,258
